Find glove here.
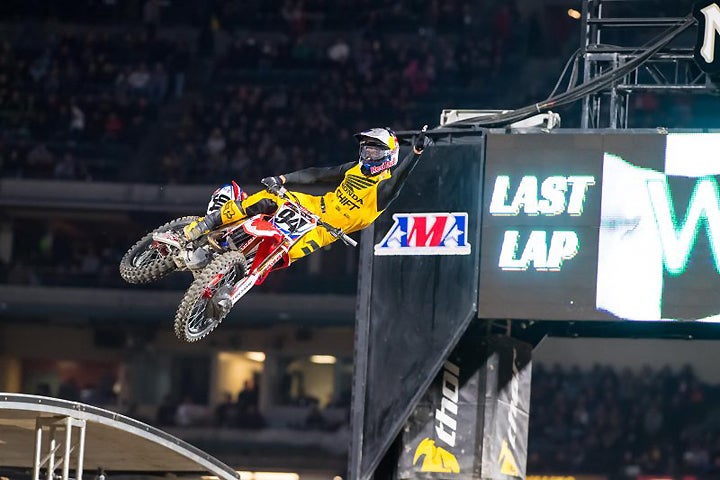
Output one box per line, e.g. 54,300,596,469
413,125,430,154
183,212,220,241
261,176,284,191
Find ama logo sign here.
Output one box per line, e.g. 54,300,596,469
374,212,472,256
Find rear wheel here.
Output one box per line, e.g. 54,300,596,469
174,251,248,342
119,216,199,284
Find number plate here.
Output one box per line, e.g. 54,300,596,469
271,202,317,240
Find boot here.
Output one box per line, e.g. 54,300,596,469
183,210,222,241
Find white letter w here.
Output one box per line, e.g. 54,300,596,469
647,177,720,274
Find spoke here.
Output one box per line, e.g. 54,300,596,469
185,264,238,337
133,245,162,267
187,301,210,334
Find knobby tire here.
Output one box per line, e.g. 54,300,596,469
174,250,248,342
119,216,199,284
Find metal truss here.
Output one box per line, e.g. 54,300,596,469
580,0,715,128
32,415,87,480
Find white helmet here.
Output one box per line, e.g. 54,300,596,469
354,127,399,176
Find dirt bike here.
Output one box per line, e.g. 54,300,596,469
119,184,357,342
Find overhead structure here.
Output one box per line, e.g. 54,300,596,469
0,393,240,480
580,0,709,128
438,0,699,130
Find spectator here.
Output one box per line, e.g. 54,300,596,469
127,63,151,96
69,102,85,134
80,246,101,279
206,127,226,157
148,62,168,103
142,0,162,26
26,143,55,177
160,151,185,183
281,0,307,36
327,38,350,63
104,112,124,140
156,394,178,426
168,44,189,98
237,380,259,415
237,403,265,430
35,383,53,397
6,261,40,285
58,378,80,401
215,392,238,427
54,153,79,179
175,395,209,427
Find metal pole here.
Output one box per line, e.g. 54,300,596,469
76,421,86,480
47,426,56,480
32,420,43,480
623,90,630,129
594,95,602,128
609,53,619,128
596,0,603,45
580,0,592,128
63,417,72,480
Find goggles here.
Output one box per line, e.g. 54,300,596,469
360,144,390,162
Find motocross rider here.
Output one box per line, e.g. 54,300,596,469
183,126,431,263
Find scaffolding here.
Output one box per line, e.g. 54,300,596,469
0,394,240,480
580,0,714,128
33,416,87,480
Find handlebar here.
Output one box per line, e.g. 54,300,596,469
317,219,358,247
265,184,288,197
265,183,357,247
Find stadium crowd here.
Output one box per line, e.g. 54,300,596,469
528,364,720,477
0,0,549,290
1,0,553,183
2,0,714,186
0,28,189,180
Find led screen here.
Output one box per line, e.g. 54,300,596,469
478,132,720,321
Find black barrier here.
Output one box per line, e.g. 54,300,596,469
350,135,485,480
397,333,532,480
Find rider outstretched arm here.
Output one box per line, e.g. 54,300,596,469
271,127,430,212
376,129,430,211
280,162,355,185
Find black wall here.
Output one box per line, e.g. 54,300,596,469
350,135,485,480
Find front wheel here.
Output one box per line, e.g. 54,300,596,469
120,216,199,284
174,251,248,342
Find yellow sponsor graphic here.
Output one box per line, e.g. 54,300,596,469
498,439,520,477
413,438,460,473
221,201,243,223
387,135,397,150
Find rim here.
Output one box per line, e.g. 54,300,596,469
185,265,239,339
132,243,164,267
